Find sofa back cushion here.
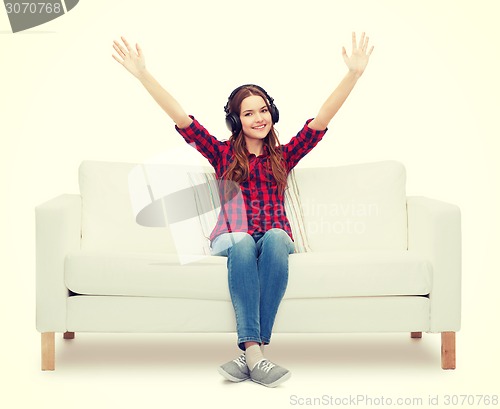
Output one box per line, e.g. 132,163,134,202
79,160,407,255
79,161,177,253
294,161,407,251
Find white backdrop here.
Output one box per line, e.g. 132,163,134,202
1,0,499,407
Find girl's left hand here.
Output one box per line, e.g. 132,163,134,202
342,32,374,76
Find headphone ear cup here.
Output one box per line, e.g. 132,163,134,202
271,104,279,124
225,112,241,134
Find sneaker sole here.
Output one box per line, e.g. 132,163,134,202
251,371,291,388
217,366,250,383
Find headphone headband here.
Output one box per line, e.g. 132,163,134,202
224,84,274,114
224,84,279,134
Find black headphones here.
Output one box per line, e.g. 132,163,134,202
224,84,279,134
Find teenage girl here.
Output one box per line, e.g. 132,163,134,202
112,32,373,387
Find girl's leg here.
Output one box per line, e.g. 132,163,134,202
214,229,294,387
255,228,295,345
249,229,294,388
211,232,262,349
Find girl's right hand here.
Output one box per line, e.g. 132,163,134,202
112,36,146,79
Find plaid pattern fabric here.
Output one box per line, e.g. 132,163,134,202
176,116,327,243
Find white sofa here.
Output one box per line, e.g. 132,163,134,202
35,160,461,370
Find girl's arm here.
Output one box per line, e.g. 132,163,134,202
308,32,374,131
112,36,192,129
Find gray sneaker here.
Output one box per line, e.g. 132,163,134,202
249,359,291,387
218,353,250,382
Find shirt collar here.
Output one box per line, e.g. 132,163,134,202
246,144,270,158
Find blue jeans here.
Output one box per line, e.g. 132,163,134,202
210,228,295,350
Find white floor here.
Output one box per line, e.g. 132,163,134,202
4,329,498,409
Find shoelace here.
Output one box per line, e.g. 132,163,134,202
256,360,275,373
233,354,247,369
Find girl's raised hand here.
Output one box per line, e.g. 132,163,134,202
342,32,374,77
112,36,146,79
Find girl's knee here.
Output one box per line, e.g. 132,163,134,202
228,232,256,254
211,232,254,255
265,228,292,244
263,228,295,253
234,232,255,246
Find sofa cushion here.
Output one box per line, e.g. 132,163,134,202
294,161,408,251
79,161,177,253
287,251,432,298
65,250,432,300
296,161,407,251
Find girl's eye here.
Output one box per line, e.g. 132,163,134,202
244,112,252,117
261,108,268,113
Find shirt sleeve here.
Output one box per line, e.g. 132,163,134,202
281,119,328,171
175,115,225,168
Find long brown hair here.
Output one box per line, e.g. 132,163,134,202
222,85,288,196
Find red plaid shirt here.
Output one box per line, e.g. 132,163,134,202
176,116,327,244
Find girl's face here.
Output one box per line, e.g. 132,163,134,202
239,95,272,142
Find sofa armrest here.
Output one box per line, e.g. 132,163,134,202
407,196,461,332
36,194,81,332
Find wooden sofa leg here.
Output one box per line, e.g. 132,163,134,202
441,332,456,370
41,332,55,371
411,332,422,338
63,332,75,340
